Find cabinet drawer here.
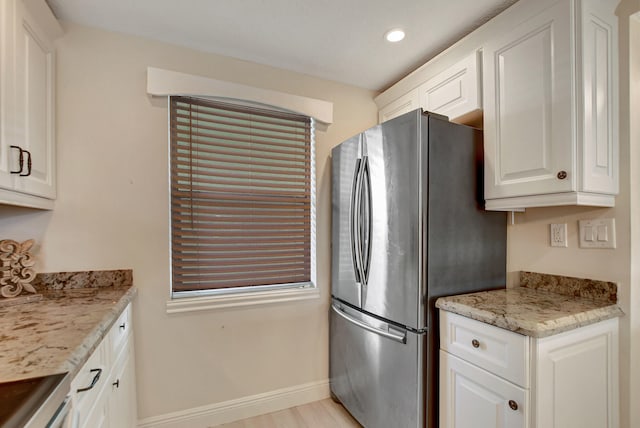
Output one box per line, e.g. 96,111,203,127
440,311,529,387
109,303,132,358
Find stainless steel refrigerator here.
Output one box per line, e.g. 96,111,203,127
330,109,506,428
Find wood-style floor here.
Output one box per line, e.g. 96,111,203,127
214,399,362,427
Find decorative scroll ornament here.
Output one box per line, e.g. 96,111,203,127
0,239,37,298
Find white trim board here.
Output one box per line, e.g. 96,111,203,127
146,67,333,127
166,286,321,314
137,380,330,428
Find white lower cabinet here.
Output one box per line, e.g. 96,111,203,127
68,303,137,428
108,340,137,428
439,311,618,428
440,351,527,428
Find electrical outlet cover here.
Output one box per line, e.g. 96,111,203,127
550,223,568,247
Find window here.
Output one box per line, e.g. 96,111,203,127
169,96,315,297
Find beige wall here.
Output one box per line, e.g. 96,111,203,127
0,23,378,419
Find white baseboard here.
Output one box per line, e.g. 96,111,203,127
137,379,330,428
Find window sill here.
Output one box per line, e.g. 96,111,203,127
166,286,321,314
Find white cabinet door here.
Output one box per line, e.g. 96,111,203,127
483,0,573,200
108,340,137,428
418,52,481,123
70,303,138,428
13,0,56,199
378,89,420,123
440,351,527,428
579,0,618,195
0,0,19,191
534,318,619,428
83,399,110,428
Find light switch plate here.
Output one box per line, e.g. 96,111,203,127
579,218,616,249
550,223,568,247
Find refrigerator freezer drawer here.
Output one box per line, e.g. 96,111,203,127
330,300,425,428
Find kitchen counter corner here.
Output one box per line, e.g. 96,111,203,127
435,286,623,338
0,270,137,383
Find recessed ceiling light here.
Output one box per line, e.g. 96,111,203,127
385,29,405,43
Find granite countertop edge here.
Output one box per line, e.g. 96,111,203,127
435,289,624,338
55,286,138,379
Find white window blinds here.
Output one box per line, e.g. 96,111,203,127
170,96,313,293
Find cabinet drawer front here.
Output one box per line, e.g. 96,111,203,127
110,303,132,358
440,311,529,387
440,351,528,428
70,339,109,427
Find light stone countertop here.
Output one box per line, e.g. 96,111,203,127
435,286,623,338
0,270,136,382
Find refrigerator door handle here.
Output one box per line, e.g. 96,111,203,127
360,156,372,287
350,157,363,286
351,157,366,300
331,303,407,344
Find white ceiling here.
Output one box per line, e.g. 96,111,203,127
46,0,519,91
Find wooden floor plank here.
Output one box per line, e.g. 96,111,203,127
269,407,309,428
212,399,361,427
318,398,361,427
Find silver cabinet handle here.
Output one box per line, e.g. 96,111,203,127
77,368,102,393
332,303,406,344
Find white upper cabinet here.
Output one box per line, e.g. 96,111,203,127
376,51,482,124
483,0,618,210
378,89,420,123
376,0,618,211
0,0,60,209
417,51,482,124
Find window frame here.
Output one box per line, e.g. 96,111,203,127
166,96,318,312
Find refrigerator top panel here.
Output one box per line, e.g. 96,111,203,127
332,110,425,330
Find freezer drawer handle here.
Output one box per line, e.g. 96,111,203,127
331,303,406,344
